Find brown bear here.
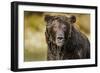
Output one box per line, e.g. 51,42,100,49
45,15,90,60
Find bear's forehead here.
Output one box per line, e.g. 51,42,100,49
51,15,70,22
53,15,69,19
51,20,69,29
51,15,70,24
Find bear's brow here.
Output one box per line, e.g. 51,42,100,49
53,15,69,22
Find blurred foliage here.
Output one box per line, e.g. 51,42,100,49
24,11,90,62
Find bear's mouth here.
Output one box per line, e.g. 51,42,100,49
56,40,64,47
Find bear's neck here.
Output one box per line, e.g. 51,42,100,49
47,43,65,60
64,25,80,52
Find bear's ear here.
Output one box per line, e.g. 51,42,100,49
45,15,53,22
69,15,76,23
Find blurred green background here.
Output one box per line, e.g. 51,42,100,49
24,11,90,62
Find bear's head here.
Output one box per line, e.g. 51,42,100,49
45,15,76,47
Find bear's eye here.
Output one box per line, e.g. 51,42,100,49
53,25,57,31
62,25,66,31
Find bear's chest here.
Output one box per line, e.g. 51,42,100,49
48,48,81,60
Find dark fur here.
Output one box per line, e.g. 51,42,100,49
45,15,90,60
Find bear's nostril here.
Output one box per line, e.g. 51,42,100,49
57,37,64,40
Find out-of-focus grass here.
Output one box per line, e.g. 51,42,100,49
24,12,47,62
24,11,90,62
24,47,47,61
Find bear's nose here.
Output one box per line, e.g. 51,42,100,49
57,37,64,40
